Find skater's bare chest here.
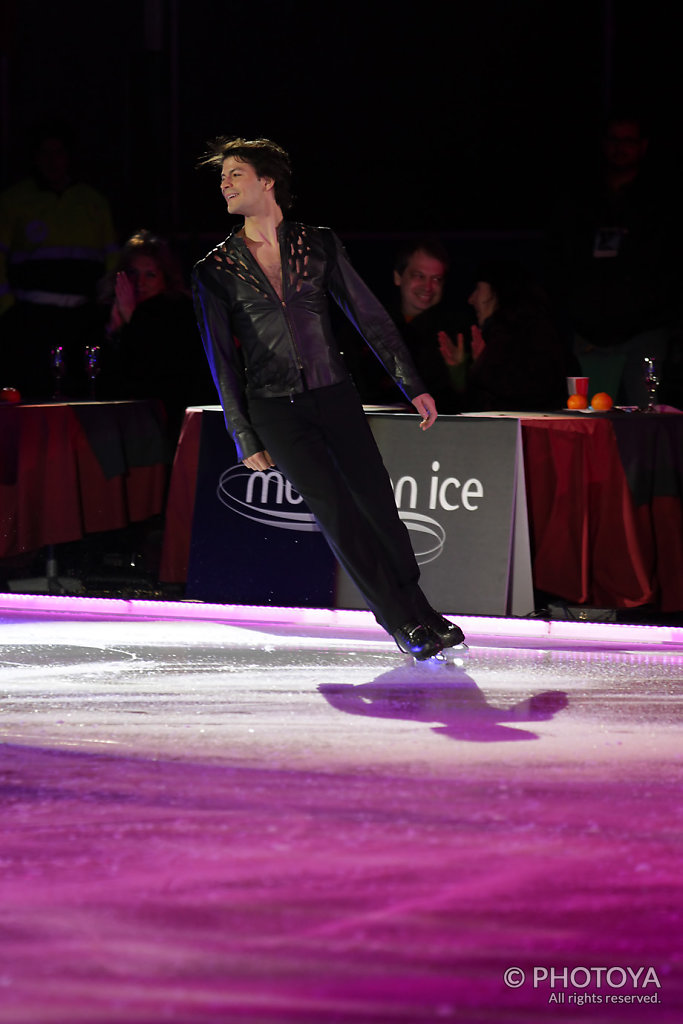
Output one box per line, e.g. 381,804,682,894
242,236,283,299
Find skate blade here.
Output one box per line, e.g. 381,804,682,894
404,642,469,666
437,642,469,665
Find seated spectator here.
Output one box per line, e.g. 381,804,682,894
337,237,470,411
465,260,577,411
99,230,213,444
391,238,470,413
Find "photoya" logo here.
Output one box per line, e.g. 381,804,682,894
217,459,484,564
504,965,662,1007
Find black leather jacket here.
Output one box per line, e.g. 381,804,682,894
192,221,426,459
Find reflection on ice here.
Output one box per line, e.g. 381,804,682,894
320,660,568,743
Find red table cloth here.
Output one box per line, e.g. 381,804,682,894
0,400,169,559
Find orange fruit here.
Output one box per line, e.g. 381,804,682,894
567,393,588,410
591,392,613,411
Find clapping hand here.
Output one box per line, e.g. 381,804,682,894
471,325,486,361
109,271,137,331
438,331,466,367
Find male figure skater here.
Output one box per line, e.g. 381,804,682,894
192,137,465,660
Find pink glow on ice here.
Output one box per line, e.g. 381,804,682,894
0,592,681,648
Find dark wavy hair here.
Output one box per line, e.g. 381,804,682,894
197,136,293,211
394,236,450,276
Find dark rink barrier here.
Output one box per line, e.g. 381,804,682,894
184,410,533,617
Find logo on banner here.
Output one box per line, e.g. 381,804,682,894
217,460,484,565
217,465,318,531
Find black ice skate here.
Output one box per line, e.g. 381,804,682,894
422,612,468,656
393,622,444,661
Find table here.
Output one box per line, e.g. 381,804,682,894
0,400,170,560
159,407,683,614
518,411,683,612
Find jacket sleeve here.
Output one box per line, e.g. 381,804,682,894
191,266,264,459
324,230,427,400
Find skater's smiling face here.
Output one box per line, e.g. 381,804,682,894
220,156,275,218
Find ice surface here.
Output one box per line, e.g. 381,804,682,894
0,605,681,1022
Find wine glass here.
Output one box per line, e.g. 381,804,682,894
643,356,659,413
84,343,101,399
50,345,65,400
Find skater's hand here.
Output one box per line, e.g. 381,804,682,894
243,450,276,471
412,393,437,430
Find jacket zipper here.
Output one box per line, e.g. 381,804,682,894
239,229,305,398
277,238,305,395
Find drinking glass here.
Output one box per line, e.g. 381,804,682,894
84,344,101,399
643,356,659,412
50,345,65,400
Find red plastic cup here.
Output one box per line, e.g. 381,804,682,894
566,376,589,397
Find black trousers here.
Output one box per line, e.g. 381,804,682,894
248,381,435,634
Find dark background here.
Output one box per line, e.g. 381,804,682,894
1,0,681,295
2,0,682,609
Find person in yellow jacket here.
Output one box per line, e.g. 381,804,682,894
0,120,118,398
